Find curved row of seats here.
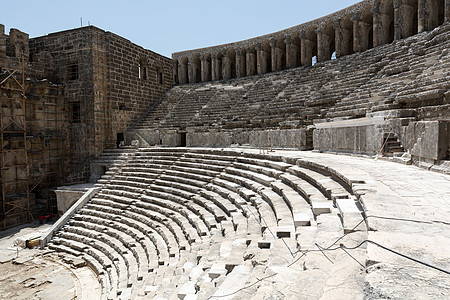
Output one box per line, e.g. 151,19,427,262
135,23,450,134
47,148,366,299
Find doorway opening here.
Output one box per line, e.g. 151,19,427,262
117,132,124,148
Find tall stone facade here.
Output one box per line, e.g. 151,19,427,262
29,26,173,182
1,25,173,229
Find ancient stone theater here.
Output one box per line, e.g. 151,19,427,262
0,0,449,299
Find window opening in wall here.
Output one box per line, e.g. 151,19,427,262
157,67,164,84
139,63,147,80
67,63,79,80
72,102,81,123
331,52,336,60
312,56,317,66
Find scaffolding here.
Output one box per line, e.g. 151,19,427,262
27,79,67,215
0,26,113,229
22,26,108,211
0,56,33,229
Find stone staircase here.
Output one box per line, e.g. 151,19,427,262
382,132,405,157
89,146,138,184
45,148,368,299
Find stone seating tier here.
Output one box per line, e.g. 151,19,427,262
48,148,367,299
134,23,450,133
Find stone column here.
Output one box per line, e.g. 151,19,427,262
200,55,210,82
393,0,401,40
270,38,283,71
334,20,351,57
359,21,372,52
256,43,268,75
235,48,245,78
187,61,194,84
316,28,330,62
428,0,440,30
299,30,313,67
285,36,294,68
372,3,382,47
372,2,392,47
270,39,277,72
394,0,417,40
418,0,426,32
178,60,188,84
246,47,256,76
172,60,179,84
352,13,372,52
446,0,450,22
188,58,200,84
222,51,232,80
211,54,218,81
351,13,361,52
334,20,343,57
177,63,182,84
418,0,440,32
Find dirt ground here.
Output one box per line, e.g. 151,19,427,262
0,222,100,300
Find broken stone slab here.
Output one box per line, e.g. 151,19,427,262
295,226,317,248
342,213,367,233
311,201,333,215
189,265,204,281
144,285,158,295
293,213,312,227
12,255,34,265
177,281,197,299
257,240,272,249
268,239,298,269
335,198,361,216
219,240,233,258
211,265,252,300
275,225,295,239
71,257,86,268
208,263,227,279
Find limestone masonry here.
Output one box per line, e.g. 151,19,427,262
0,0,449,299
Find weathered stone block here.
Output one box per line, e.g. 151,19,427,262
408,120,449,160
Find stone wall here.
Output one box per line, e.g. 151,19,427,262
313,118,385,155
29,26,173,183
407,120,449,160
106,32,173,148
29,27,104,182
1,24,173,229
127,128,310,150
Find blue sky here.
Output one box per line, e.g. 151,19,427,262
1,0,360,57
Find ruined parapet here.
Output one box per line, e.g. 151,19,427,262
0,24,6,56
8,28,29,59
